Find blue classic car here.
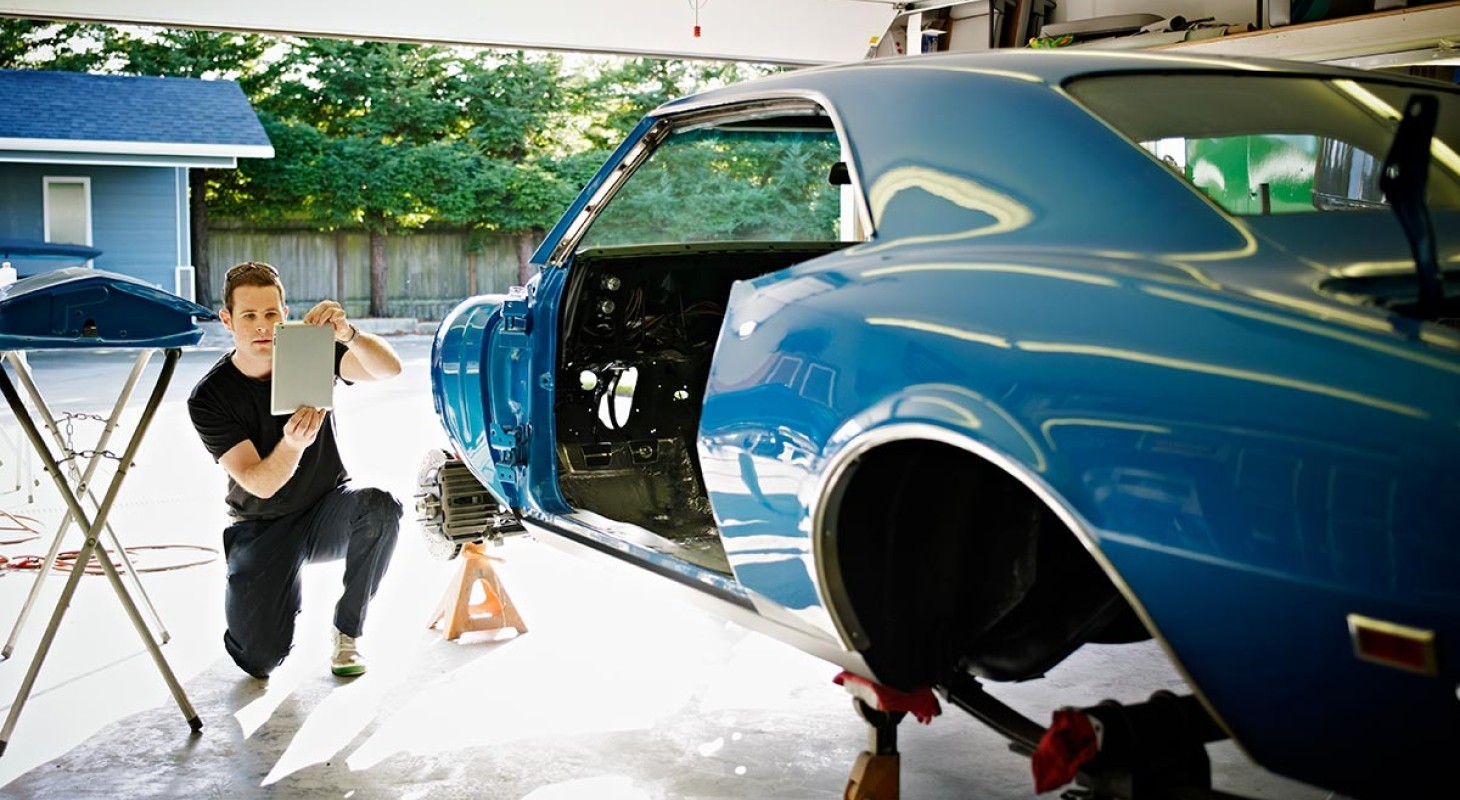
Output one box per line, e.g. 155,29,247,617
424,51,1459,799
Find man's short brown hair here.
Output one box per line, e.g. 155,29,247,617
223,261,285,311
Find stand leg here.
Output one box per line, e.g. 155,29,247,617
0,351,35,503
2,487,71,661
0,517,95,755
0,349,199,757
427,542,528,640
845,699,904,800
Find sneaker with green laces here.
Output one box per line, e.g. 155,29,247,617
331,627,367,677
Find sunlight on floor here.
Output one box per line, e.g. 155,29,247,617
520,774,651,799
347,555,731,772
215,539,813,788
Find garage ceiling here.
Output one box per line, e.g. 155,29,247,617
0,0,909,65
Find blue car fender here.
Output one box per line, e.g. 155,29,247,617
431,289,533,509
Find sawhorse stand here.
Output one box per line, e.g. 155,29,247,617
427,542,528,640
0,348,200,756
2,349,170,659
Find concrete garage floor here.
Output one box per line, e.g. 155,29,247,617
0,338,1336,799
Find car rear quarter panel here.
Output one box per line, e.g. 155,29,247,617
787,68,1248,256
699,244,1460,793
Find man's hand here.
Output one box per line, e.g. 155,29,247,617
218,405,327,500
282,406,327,451
303,300,353,343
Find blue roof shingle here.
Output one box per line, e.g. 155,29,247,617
0,69,271,150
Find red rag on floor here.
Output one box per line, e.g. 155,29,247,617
832,671,942,724
1031,707,1100,793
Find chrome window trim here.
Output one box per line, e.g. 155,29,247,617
547,90,873,267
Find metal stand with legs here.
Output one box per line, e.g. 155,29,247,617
0,348,200,756
1,349,171,659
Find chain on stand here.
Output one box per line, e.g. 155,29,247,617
2,410,217,575
54,412,127,470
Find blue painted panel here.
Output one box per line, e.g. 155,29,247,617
699,238,1460,796
0,162,46,244
520,266,572,518
0,266,214,349
702,238,1460,581
0,162,185,291
431,292,537,509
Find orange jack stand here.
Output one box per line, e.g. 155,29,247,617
845,751,899,800
844,699,904,800
427,542,528,640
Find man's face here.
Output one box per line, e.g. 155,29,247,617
221,284,287,361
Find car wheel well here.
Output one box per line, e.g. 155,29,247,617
828,439,1148,690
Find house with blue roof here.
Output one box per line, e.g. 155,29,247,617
0,69,272,296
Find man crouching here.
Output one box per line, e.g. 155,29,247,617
188,261,403,679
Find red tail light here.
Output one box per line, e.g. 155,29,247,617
1348,614,1438,676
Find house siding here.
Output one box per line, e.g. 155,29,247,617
0,162,44,243
0,162,185,290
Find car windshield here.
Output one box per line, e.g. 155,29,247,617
577,119,848,250
1065,74,1460,215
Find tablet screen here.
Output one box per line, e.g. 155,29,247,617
270,322,335,415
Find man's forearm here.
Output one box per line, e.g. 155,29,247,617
235,440,305,499
343,329,403,379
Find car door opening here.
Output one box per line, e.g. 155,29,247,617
554,243,850,574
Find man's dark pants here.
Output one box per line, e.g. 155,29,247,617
221,484,402,678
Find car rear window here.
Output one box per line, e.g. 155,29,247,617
1065,74,1460,215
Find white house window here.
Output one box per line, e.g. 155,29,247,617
43,176,92,250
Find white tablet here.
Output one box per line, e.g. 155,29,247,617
270,322,336,415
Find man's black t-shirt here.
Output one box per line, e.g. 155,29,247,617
188,345,349,521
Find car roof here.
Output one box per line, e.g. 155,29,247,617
631,50,1458,267
656,50,1452,115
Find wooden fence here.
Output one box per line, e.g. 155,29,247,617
206,229,529,320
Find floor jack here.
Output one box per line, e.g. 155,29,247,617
940,671,1254,800
838,668,1259,800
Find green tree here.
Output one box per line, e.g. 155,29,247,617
99,26,266,80
248,39,566,315
581,58,772,146
0,20,111,71
579,129,841,248
451,51,585,281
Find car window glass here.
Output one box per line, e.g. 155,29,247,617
1066,74,1460,215
1142,133,1389,214
577,121,848,249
